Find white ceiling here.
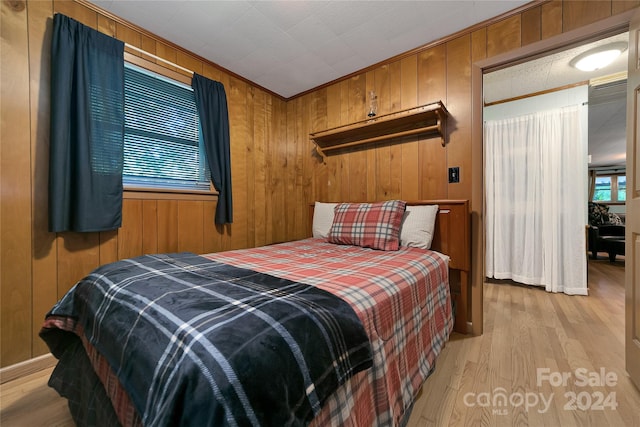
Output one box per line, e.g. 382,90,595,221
484,32,629,168
91,0,529,98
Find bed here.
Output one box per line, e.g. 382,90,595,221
40,199,470,427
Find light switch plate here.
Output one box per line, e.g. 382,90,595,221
448,167,460,183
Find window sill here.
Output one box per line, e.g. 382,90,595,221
124,187,218,201
592,201,625,206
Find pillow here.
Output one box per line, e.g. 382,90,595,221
588,202,609,225
327,200,406,251
312,202,339,238
608,212,624,225
400,204,439,249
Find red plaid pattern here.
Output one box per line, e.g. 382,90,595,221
207,238,453,426
327,200,406,251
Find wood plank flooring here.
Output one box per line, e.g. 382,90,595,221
1,258,638,426
409,257,640,427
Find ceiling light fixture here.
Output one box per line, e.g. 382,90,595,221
570,42,628,72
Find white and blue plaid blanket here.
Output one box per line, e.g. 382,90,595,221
41,252,372,426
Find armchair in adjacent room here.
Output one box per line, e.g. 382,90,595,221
588,202,626,262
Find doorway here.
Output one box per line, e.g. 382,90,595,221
468,10,636,335
482,32,627,292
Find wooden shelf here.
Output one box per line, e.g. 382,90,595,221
310,101,449,154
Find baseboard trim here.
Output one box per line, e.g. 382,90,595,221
0,353,56,384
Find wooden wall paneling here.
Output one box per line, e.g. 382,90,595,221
373,68,390,201
348,74,367,123
227,77,249,249
417,45,447,200
389,62,402,113
270,99,287,243
157,200,178,253
28,0,57,358
97,14,115,37
562,0,612,32
613,0,640,14
325,84,342,202
288,97,300,240
53,0,96,28
418,45,447,110
177,201,204,253
300,98,311,234
1,0,34,367
202,201,221,254
486,14,522,58
472,28,488,63
98,231,118,265
56,233,100,296
348,150,368,201
246,88,256,249
388,61,403,200
113,19,158,72
284,100,297,241
446,35,473,201
294,96,308,240
140,34,157,64
116,22,142,58
264,96,274,244
310,89,328,206
304,93,319,239
365,71,377,201
418,139,448,200
253,90,267,248
142,200,158,254
118,199,143,259
347,75,368,202
542,0,563,39
374,66,390,115
155,43,178,73
202,63,222,82
400,55,420,201
337,80,351,202
446,35,473,331
471,27,488,336
176,51,203,77
522,5,542,45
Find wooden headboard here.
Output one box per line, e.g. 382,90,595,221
308,200,470,334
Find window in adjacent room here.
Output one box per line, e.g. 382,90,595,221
123,62,211,192
593,174,626,203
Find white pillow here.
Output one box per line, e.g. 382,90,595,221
400,204,438,249
312,202,338,238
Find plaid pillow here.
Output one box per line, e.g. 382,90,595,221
327,200,406,250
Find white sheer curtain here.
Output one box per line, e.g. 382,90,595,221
485,105,587,295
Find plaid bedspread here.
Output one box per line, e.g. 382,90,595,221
206,238,453,426
40,252,372,427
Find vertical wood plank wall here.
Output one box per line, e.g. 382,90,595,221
0,0,288,367
2,0,639,367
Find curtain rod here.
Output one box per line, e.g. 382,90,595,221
125,43,194,76
51,13,195,77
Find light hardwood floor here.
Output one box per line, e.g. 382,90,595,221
1,258,638,426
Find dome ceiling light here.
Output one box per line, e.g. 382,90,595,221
570,42,628,72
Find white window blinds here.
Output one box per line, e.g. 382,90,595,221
123,63,210,191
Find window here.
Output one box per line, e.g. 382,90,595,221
123,63,211,192
593,174,626,203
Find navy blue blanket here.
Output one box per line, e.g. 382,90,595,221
40,253,372,426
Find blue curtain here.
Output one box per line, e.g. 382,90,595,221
191,74,233,224
49,14,125,232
